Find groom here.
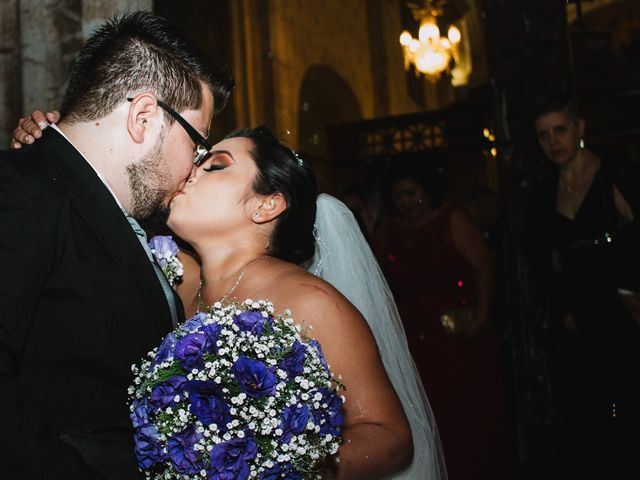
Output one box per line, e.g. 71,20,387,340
0,11,232,479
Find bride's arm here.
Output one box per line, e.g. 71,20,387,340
291,277,413,480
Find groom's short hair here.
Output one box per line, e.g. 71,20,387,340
60,11,233,124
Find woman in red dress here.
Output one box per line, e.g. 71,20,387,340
374,165,509,480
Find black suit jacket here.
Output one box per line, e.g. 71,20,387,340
0,128,185,479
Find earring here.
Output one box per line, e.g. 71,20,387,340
253,211,260,219
579,138,585,149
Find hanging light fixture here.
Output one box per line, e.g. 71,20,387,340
399,1,470,85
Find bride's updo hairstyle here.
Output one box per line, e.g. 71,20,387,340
225,126,318,265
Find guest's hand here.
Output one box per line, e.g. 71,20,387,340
11,110,60,149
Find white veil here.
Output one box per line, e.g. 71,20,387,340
308,194,447,480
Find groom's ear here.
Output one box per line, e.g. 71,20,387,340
126,93,161,144
253,193,287,224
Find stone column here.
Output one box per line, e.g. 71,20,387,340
19,0,82,116
82,0,152,40
1,0,153,144
0,0,22,147
481,0,572,477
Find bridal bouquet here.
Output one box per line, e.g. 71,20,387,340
128,299,345,479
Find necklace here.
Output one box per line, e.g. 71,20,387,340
197,255,270,311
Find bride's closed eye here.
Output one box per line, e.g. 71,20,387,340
202,150,234,172
203,163,225,172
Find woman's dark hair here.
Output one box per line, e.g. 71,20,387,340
383,160,446,209
533,94,582,125
225,126,318,264
60,11,234,123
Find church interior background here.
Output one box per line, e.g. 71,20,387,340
1,1,639,478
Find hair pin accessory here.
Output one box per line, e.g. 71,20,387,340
292,150,304,166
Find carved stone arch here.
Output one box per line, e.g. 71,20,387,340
297,64,362,191
297,64,362,157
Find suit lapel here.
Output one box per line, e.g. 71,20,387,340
42,128,174,336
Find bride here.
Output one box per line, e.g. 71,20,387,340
12,119,446,479
170,126,446,480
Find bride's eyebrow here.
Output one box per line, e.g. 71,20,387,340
209,149,235,160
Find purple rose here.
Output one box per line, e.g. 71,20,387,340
233,311,271,336
168,425,204,475
311,388,344,436
308,339,329,372
278,404,309,443
231,356,277,397
152,332,177,367
201,323,222,354
278,340,307,377
179,314,222,355
150,375,188,410
175,333,209,370
129,399,151,429
185,380,231,429
208,435,257,480
262,462,303,480
134,424,165,470
181,312,208,333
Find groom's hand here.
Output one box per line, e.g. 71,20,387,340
11,110,60,149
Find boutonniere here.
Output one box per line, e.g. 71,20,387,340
149,235,184,286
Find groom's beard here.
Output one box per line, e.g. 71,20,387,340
126,133,172,226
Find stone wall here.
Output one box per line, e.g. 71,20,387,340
0,0,151,146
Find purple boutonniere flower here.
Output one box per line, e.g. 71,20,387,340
149,235,184,286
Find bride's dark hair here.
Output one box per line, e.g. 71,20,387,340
224,126,318,264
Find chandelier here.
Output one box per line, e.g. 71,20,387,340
399,0,470,85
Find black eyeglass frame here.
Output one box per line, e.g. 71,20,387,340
126,97,213,166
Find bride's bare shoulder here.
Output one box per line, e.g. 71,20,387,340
276,262,337,297
271,263,364,327
249,259,350,316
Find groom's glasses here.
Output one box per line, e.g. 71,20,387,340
126,97,213,166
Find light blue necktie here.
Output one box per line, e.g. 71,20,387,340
124,212,179,327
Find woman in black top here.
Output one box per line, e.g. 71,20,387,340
527,96,640,478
